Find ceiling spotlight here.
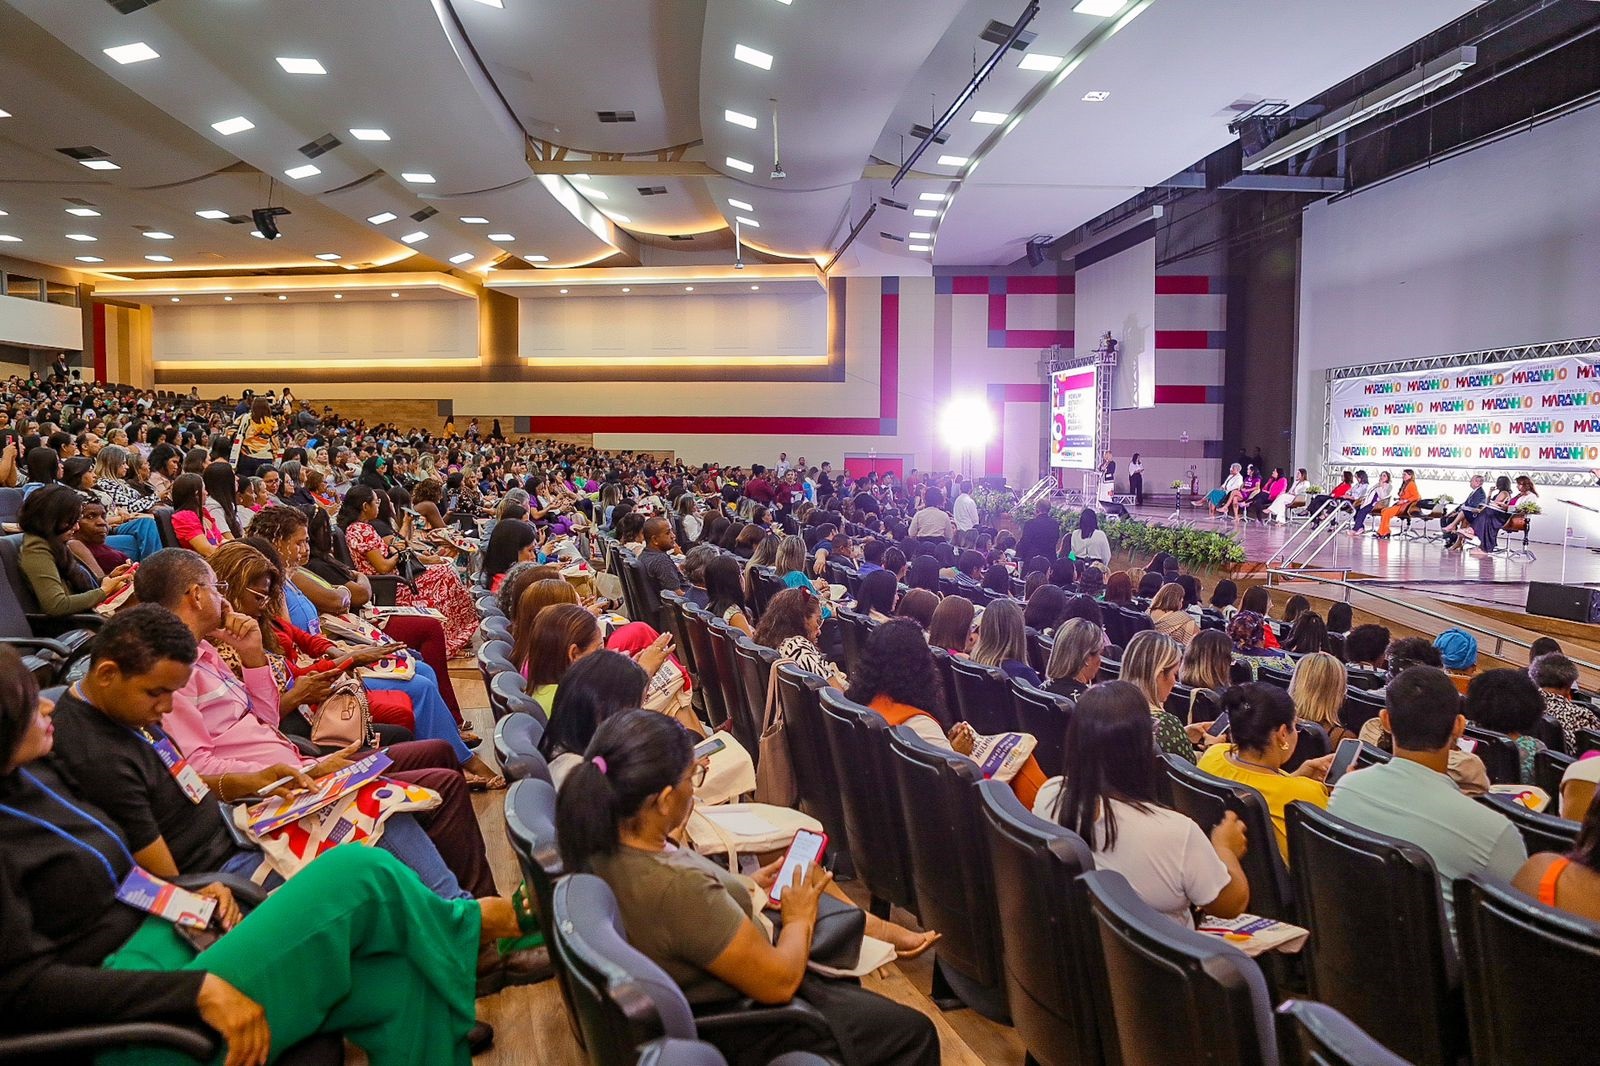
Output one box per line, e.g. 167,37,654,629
750,285,759,290
400,231,428,243
559,288,569,294
276,57,326,75
104,42,160,65
285,164,321,180
315,252,341,261
487,233,514,242
278,295,287,300
459,216,489,224
224,295,233,301
919,192,946,202
910,231,932,239
913,208,938,218
1019,53,1063,72
334,294,343,299
251,206,289,239
400,172,435,184
734,44,773,70
390,292,399,297
1082,90,1111,102
909,244,932,252
1073,0,1126,14
65,234,96,242
170,297,180,303
80,159,121,171
0,235,20,242
66,207,101,217
728,198,754,211
143,231,174,240
526,254,550,262
621,287,631,293
367,211,398,224
211,116,255,136
936,155,969,167
75,255,104,262
349,128,390,141
684,286,694,291
725,157,755,174
145,255,172,262
195,209,228,219
735,216,759,228
971,110,1007,124
449,252,474,264
724,109,758,129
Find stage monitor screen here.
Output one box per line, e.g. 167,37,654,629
1050,367,1097,469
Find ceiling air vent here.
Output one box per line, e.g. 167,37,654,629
908,124,948,145
410,206,438,222
223,215,252,225
299,133,342,159
57,145,111,160
879,231,904,242
104,0,161,12
63,196,98,207
878,196,908,211
667,234,695,241
979,19,1037,50
597,110,637,123
637,186,668,196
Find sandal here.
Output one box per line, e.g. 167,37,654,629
895,930,941,960
459,728,482,747
465,772,507,791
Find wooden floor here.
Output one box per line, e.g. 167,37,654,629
456,668,1024,1066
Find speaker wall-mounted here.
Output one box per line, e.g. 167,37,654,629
251,206,290,240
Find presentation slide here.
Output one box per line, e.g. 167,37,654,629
1050,367,1097,469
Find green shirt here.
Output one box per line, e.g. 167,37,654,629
19,534,106,616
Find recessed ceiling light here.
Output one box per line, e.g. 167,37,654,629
170,297,180,303
728,198,754,212
559,288,569,294
734,44,773,70
315,252,341,261
145,255,172,262
1082,90,1111,102
104,42,159,65
75,255,104,262
367,211,398,224
468,0,503,7
80,159,120,171
0,209,6,216
526,254,550,262
0,235,20,242
223,295,233,301
144,231,174,240
936,155,969,167
735,216,760,228
724,109,758,129
1018,53,1063,72
400,231,428,243
972,110,1007,124
572,173,590,181
285,164,321,180
65,234,97,242
487,233,514,242
909,244,932,252
919,192,946,202
211,116,255,136
66,207,101,217
910,231,932,239
349,128,389,141
195,209,228,219
621,287,631,293
0,110,10,118
913,208,939,217
459,216,489,224
685,286,694,291
750,285,759,290
606,213,631,223
725,157,755,174
250,230,265,238
449,252,474,264
576,186,607,200
278,295,287,300
400,172,435,184
390,292,400,297
334,294,342,299
276,57,327,75
1073,0,1125,14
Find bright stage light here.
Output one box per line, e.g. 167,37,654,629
939,396,995,452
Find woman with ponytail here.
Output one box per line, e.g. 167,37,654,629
556,711,939,1066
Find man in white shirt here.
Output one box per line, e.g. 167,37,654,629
775,452,791,476
908,485,955,541
1329,665,1525,942
952,481,979,532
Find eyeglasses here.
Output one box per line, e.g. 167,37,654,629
690,762,708,789
197,580,228,594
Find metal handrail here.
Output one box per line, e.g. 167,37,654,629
1265,567,1600,673
1264,502,1345,572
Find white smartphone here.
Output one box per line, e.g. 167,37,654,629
768,829,828,902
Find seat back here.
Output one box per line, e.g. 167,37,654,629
703,619,746,737
949,657,1021,735
503,780,580,1044
749,566,781,617
1456,873,1600,1066
477,639,516,684
490,669,544,724
926,645,959,729
1081,869,1277,1066
834,606,871,677
888,723,1008,1020
1345,667,1386,692
1162,754,1293,920
1274,1000,1410,1066
728,635,779,766
1535,748,1575,802
1339,687,1386,733
1258,663,1294,689
1476,792,1579,854
1461,724,1520,785
480,615,513,645
1533,714,1567,755
1281,720,1331,774
0,487,20,525
657,591,698,679
0,534,42,617
818,689,917,915
152,506,179,549
550,874,697,1066
1009,680,1071,778
0,540,40,639
680,605,729,728
1285,802,1462,1066
774,664,848,849
1166,683,1220,725
1025,628,1052,677
1577,726,1600,757
978,780,1105,1066
494,713,550,784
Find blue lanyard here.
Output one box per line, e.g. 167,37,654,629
0,770,136,888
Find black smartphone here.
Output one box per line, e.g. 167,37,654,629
1209,711,1231,738
693,735,727,761
1325,738,1362,786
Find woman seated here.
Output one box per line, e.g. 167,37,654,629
1149,582,1199,644
1470,475,1536,556
169,473,228,557
1512,792,1600,920
753,587,847,689
969,599,1041,685
16,485,132,617
1283,611,1328,655
1023,584,1068,635
66,500,127,579
0,647,525,1065
340,484,477,657
905,554,943,595
1266,469,1312,524
1103,570,1133,608
848,619,1049,810
89,443,164,560
1288,651,1354,745
1040,680,1250,925
1229,611,1287,677
704,555,754,636
926,595,976,656
1245,468,1287,522
893,588,940,631
1225,466,1261,520
1043,618,1103,699
855,568,899,624
1197,683,1333,859
517,602,606,708
202,460,245,541
539,650,653,787
607,622,699,736
498,561,562,619
1305,471,1354,522
483,518,540,593
1205,464,1243,518
1120,630,1201,763
1464,669,1548,785
1068,511,1112,568
556,710,941,1066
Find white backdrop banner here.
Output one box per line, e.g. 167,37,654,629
1326,351,1600,474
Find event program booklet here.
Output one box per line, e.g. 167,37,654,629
969,731,1038,783
1196,913,1310,956
245,751,393,836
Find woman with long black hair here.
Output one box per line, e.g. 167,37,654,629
16,485,132,616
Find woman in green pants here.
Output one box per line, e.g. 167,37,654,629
0,647,526,1066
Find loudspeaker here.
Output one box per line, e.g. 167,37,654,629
1526,581,1600,624
251,206,289,240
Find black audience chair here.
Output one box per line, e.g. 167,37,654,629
0,533,104,639
1284,801,1464,1066
1339,687,1386,733
657,591,700,687
925,645,959,729
0,556,95,680
1461,724,1520,785
494,712,551,784
704,619,747,739
728,635,780,767
682,605,731,731
1535,747,1575,807
948,657,1020,735
977,780,1106,1066
1475,792,1579,854
1576,726,1600,757
1081,869,1278,1066
1009,680,1071,778
1455,873,1600,1066
1533,714,1567,755
1280,720,1330,774
503,779,581,1047
1166,682,1221,725
833,606,871,678
329,522,400,605
817,688,918,919
1274,1000,1410,1066
773,664,850,859
1162,754,1294,921
1025,627,1052,677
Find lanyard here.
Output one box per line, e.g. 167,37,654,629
0,770,135,889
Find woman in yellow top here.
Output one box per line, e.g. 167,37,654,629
1197,682,1334,859
237,396,280,478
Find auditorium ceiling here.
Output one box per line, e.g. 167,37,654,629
0,0,1483,280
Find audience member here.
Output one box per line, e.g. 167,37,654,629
894,588,939,631
1531,653,1597,752
1463,669,1547,784
17,484,132,616
926,595,976,656
1149,583,1198,644
1512,789,1600,920
1288,652,1353,744
754,587,847,689
1120,631,1197,763
969,599,1041,684
1044,619,1103,698
1433,628,1479,693
1344,623,1391,671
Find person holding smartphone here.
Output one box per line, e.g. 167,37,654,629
558,710,940,1066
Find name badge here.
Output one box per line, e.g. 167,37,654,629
115,867,217,929
147,733,208,804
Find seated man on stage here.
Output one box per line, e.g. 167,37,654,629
1441,474,1487,549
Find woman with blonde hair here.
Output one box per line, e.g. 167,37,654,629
1288,651,1353,743
970,599,1040,684
1149,582,1199,644
1120,630,1198,762
1179,629,1233,694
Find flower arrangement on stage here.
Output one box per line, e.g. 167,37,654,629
1433,493,1456,506
1170,479,1185,490
1041,504,1246,570
1305,484,1326,495
1515,500,1542,516
972,485,1017,520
